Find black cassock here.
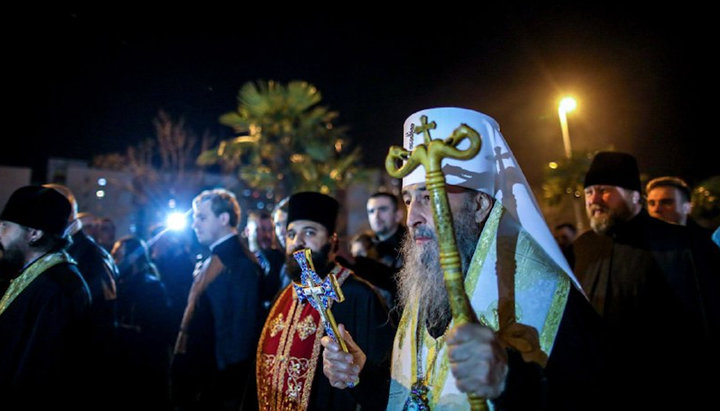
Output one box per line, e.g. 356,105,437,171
0,262,91,407
573,209,714,410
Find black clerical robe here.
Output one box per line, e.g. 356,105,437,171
573,209,711,409
0,258,91,407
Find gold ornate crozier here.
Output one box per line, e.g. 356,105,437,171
385,115,488,411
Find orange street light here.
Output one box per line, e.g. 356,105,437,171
558,97,577,159
557,96,585,231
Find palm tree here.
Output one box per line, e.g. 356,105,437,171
541,153,593,207
541,151,595,231
197,80,367,201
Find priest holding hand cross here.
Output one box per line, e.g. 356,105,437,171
256,191,395,410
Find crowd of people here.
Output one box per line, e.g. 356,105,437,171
1,107,718,410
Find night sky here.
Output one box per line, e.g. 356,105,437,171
5,5,718,189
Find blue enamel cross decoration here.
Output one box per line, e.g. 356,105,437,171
292,249,348,352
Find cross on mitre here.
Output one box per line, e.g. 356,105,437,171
292,249,348,351
414,115,437,145
493,146,513,172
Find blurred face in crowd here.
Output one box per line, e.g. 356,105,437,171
248,217,275,251
367,196,403,239
273,209,288,249
285,219,332,281
0,220,31,274
350,240,368,258
584,185,641,235
647,186,691,225
192,199,228,246
553,226,576,249
110,240,132,278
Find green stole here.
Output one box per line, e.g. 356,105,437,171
0,252,73,317
389,203,571,410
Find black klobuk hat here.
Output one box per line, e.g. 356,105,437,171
287,191,340,234
0,185,71,237
584,151,641,192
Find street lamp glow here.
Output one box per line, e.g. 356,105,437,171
559,97,577,113
558,97,577,159
556,95,585,231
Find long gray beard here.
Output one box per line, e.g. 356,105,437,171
397,202,480,334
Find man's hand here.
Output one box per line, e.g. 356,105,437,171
446,323,508,399
321,324,366,389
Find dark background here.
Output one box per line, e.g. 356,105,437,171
5,4,718,188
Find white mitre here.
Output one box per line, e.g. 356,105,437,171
401,107,579,288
